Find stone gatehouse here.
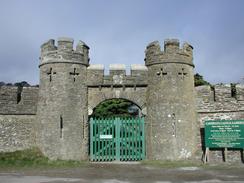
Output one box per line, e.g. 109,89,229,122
0,37,244,162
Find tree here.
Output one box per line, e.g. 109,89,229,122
14,81,30,87
0,82,5,86
194,73,209,86
91,98,140,119
0,81,31,87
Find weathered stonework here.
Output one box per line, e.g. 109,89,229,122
145,39,197,160
0,37,243,162
0,115,35,152
37,38,89,160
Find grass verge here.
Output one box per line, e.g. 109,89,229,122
0,148,87,169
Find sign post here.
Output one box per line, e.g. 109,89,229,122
204,120,244,163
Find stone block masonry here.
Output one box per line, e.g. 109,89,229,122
196,84,244,163
0,115,36,152
0,37,243,163
0,86,38,114
145,39,197,160
87,64,148,87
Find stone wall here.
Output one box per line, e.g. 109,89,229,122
0,115,36,152
0,86,38,114
87,64,148,115
0,36,243,162
87,64,148,87
196,84,244,163
196,84,244,125
0,74,244,162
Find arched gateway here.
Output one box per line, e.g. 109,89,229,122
89,98,145,161
87,65,147,161
37,38,197,161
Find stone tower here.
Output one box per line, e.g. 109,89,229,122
145,39,197,160
36,37,89,160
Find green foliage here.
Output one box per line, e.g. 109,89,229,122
91,99,139,118
0,81,31,87
14,81,30,87
194,73,210,86
0,148,86,168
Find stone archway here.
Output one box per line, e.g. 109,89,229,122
88,98,146,118
88,86,147,117
89,98,143,118
88,98,146,161
87,85,148,161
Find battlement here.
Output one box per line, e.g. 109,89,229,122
145,39,193,67
196,84,244,112
87,64,148,86
0,86,38,114
40,37,90,67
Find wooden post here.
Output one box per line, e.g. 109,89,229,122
204,147,209,163
242,149,244,163
224,147,228,162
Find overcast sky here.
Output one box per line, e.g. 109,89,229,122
0,0,243,85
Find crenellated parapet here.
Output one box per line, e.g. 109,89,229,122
0,86,38,114
145,39,193,67
40,37,90,67
87,64,148,87
196,84,244,112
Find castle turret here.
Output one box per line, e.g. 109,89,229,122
37,37,89,160
145,39,197,160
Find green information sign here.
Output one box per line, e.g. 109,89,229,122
205,120,244,148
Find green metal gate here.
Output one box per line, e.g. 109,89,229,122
90,117,145,161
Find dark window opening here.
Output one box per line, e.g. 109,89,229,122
231,83,237,99
211,86,216,101
60,115,63,138
17,86,23,104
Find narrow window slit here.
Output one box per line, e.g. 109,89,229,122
231,83,237,99
60,115,63,138
47,68,56,82
82,115,85,139
156,68,167,77
17,86,23,104
211,86,216,102
179,68,187,79
70,68,79,82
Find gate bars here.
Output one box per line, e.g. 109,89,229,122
90,117,145,161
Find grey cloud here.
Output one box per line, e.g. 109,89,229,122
0,0,243,84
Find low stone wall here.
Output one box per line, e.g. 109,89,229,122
0,115,36,152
